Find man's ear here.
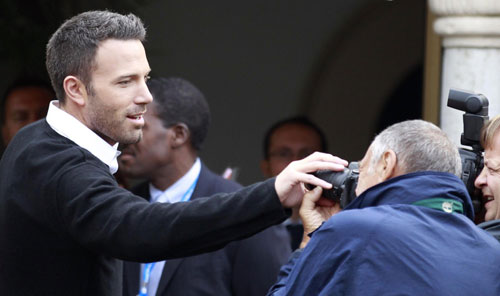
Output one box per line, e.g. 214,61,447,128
170,123,190,148
63,76,87,106
377,149,398,182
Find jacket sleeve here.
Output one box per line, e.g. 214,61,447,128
266,249,304,296
53,162,289,262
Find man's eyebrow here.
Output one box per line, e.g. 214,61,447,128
114,74,135,81
485,159,500,169
115,70,151,81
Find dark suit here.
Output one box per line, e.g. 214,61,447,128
123,164,291,296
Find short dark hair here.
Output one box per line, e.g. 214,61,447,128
46,10,146,103
262,116,327,159
1,77,54,125
147,77,211,151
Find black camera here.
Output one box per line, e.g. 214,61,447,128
306,162,359,208
447,88,489,216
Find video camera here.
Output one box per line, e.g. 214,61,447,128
447,88,489,215
308,88,489,214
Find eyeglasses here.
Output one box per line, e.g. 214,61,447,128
268,148,315,162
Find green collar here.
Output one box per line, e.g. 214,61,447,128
412,198,463,214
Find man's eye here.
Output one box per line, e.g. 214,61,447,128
270,150,293,160
118,80,131,85
488,166,500,174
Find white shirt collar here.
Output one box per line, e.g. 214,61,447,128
45,100,121,174
149,158,201,204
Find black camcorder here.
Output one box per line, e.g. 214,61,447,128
308,88,489,215
447,88,489,216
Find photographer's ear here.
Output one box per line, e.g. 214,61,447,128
376,149,398,182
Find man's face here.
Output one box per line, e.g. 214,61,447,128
355,146,383,196
261,123,323,177
84,39,153,145
118,102,172,179
1,86,53,145
474,131,500,221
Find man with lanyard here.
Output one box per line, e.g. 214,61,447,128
0,11,345,296
268,120,500,295
119,77,290,296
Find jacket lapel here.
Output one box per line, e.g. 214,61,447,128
155,165,210,295
155,259,184,295
123,261,141,296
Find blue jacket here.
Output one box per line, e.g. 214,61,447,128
479,220,500,242
269,172,500,295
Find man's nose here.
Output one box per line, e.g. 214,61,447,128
474,167,487,189
136,81,153,104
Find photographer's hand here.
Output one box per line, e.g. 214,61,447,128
275,152,347,208
299,186,341,248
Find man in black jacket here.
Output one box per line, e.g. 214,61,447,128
0,11,344,296
120,77,291,296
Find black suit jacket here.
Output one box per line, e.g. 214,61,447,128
123,164,291,296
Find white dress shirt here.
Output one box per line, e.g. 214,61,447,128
45,100,121,174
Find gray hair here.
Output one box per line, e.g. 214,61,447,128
369,120,462,177
46,11,146,103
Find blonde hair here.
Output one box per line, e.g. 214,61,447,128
481,114,500,149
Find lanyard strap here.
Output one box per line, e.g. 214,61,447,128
412,198,463,214
180,174,199,202
139,262,156,296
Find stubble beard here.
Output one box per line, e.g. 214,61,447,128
87,93,143,145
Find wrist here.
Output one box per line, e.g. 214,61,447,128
299,233,310,249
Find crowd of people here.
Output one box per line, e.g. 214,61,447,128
0,10,499,296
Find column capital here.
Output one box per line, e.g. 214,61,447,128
428,0,500,48
428,0,500,16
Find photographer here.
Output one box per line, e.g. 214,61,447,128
475,114,500,241
268,120,500,296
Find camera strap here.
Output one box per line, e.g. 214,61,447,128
412,198,463,214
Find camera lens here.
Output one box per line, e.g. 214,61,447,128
306,162,359,207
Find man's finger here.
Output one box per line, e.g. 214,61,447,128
297,161,346,174
294,172,333,189
303,152,349,167
304,186,323,202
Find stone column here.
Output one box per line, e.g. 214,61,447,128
428,0,500,146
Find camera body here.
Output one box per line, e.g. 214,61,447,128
309,88,489,214
308,162,359,208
